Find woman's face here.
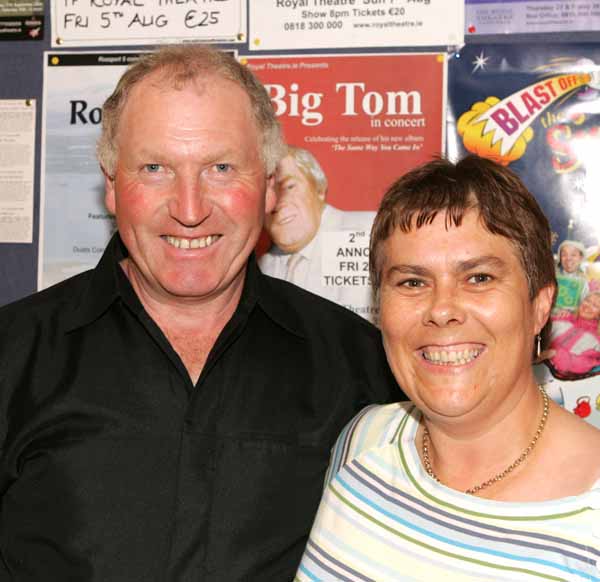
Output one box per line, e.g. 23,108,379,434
379,210,553,426
578,293,600,320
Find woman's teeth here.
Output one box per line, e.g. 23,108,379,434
422,348,482,366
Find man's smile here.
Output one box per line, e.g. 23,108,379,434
163,234,221,250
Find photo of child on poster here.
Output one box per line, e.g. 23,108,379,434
448,43,600,426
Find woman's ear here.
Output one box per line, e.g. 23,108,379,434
532,284,555,335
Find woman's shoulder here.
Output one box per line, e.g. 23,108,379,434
325,402,413,482
543,403,600,497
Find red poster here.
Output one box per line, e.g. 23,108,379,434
244,53,446,322
245,53,446,210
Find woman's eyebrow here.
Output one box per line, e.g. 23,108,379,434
455,255,507,273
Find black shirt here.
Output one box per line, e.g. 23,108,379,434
0,234,400,582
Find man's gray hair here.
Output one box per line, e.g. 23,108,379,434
97,44,285,176
286,146,328,197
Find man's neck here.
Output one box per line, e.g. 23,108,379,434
121,259,245,385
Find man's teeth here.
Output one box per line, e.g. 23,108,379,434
165,235,219,249
422,348,482,366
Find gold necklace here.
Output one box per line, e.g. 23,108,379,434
421,385,549,496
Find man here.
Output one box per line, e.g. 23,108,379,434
0,46,399,581
260,147,378,323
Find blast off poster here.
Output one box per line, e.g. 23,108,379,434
449,44,600,427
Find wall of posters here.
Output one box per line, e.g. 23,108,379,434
449,43,600,427
249,0,463,51
466,0,600,35
246,53,446,322
40,52,135,289
51,0,245,47
0,99,35,243
0,0,43,40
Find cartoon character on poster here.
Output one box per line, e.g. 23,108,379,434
449,45,600,425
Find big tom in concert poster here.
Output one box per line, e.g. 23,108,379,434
243,53,446,324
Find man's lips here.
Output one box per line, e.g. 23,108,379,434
272,205,297,225
162,234,221,250
420,344,485,366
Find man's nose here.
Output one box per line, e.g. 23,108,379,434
422,284,466,327
168,176,210,227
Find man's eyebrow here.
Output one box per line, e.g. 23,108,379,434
276,174,296,185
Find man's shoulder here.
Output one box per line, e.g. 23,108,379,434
259,272,380,339
0,270,92,330
323,205,375,230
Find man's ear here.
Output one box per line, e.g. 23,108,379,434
533,284,555,334
265,174,276,214
102,166,116,215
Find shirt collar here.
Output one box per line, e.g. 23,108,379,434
65,232,305,339
64,233,126,332
245,253,306,339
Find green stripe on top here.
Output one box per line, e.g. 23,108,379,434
397,408,590,522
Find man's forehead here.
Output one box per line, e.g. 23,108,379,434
128,70,242,101
117,70,257,137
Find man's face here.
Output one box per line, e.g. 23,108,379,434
264,155,324,253
104,72,275,305
559,244,583,273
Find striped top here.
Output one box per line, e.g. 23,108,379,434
295,402,600,582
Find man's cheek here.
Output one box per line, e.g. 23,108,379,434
223,186,266,217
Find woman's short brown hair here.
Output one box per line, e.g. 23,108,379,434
370,154,556,301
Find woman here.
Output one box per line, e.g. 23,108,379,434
295,156,600,582
550,291,600,377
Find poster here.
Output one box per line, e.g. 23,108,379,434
51,0,245,47
0,99,35,243
466,0,600,35
245,53,446,322
249,0,463,51
0,0,43,40
449,44,600,426
40,52,137,289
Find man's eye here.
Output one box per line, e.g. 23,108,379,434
468,273,492,284
144,164,162,173
214,163,231,173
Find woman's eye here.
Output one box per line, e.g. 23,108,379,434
468,273,492,284
400,279,424,288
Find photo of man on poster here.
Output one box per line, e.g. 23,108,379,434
260,146,377,322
